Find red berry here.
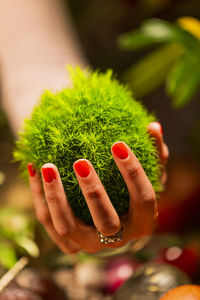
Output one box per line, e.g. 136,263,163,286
102,257,139,294
161,246,199,279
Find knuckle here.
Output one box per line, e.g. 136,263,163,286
36,210,51,225
86,185,102,200
161,144,169,164
141,190,156,204
127,163,140,180
56,226,75,238
47,194,60,204
164,144,169,157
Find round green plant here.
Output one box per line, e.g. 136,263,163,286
14,67,161,224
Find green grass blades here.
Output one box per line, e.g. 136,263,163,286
14,67,161,224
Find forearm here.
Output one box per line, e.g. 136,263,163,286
0,0,86,135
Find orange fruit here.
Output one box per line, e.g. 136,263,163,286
160,285,200,300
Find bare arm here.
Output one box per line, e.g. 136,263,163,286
0,0,86,134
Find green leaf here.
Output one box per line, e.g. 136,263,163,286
141,19,199,49
122,43,182,97
14,237,40,258
171,61,200,108
0,207,35,241
166,51,200,108
118,30,161,50
167,54,192,96
0,242,17,269
118,19,200,51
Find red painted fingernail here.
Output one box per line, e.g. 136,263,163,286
112,142,129,159
160,125,163,136
156,122,163,136
42,167,56,183
27,163,36,177
74,160,90,178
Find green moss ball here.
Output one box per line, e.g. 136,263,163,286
14,67,161,224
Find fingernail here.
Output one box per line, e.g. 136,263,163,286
160,125,163,136
27,163,36,177
156,122,163,136
112,142,129,159
74,160,90,178
42,167,56,183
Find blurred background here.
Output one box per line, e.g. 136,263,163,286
0,0,200,299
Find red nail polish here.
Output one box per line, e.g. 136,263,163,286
160,125,163,136
74,160,90,178
42,167,56,183
112,142,129,159
155,122,163,136
27,163,36,177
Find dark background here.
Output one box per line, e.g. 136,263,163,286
66,0,200,158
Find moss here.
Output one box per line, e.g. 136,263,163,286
14,67,161,224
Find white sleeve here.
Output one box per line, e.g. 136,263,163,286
0,0,86,134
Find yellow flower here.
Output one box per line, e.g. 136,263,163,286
177,17,200,40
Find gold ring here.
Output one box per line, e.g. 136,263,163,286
97,226,124,244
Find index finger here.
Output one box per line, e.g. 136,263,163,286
147,122,169,166
111,142,157,237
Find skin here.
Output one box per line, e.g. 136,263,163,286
28,122,169,254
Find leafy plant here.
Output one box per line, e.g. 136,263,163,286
0,207,39,269
118,17,200,108
14,67,161,224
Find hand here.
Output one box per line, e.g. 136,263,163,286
27,122,168,253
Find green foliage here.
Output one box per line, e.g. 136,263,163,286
122,44,182,98
14,67,161,224
118,19,198,50
0,207,39,269
118,18,200,108
0,243,17,269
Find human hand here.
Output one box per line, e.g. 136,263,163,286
27,122,168,253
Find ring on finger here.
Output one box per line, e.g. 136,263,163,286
97,226,124,244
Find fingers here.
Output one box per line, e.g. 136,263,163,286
73,159,121,236
147,122,169,185
27,163,80,253
27,163,51,226
27,162,121,253
147,122,169,166
28,135,161,253
41,163,76,237
111,142,157,237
